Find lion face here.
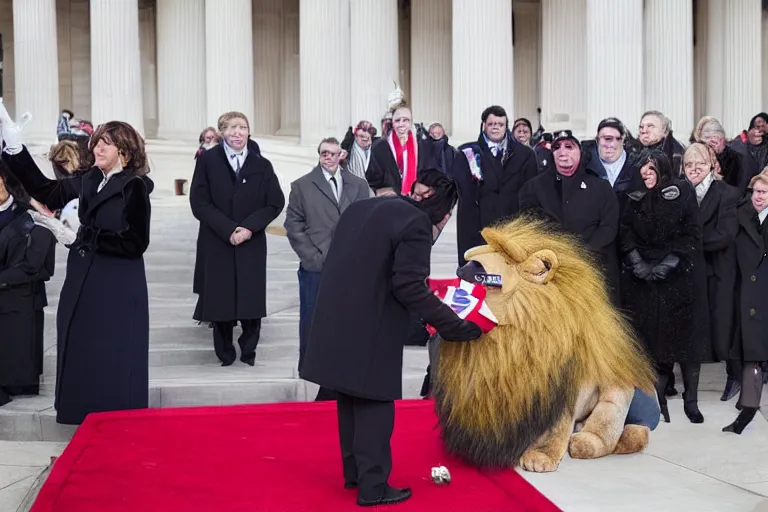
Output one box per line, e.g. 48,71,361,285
462,245,560,326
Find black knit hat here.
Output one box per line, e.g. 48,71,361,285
596,117,627,137
552,129,580,148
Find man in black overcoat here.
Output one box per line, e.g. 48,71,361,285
519,130,621,302
300,171,482,507
452,105,538,267
190,112,285,366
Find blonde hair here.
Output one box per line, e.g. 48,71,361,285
217,112,250,133
683,142,714,168
749,167,768,189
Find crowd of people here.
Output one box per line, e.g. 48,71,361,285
0,81,767,506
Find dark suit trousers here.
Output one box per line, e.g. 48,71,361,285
298,266,322,372
336,392,395,499
213,319,261,364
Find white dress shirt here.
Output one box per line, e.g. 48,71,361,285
223,142,248,173
98,168,124,192
322,167,342,202
759,207,768,225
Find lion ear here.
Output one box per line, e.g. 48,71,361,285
520,249,559,285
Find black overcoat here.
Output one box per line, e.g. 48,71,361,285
453,132,538,266
519,167,620,300
699,181,740,361
0,203,55,389
300,196,476,401
189,140,285,322
619,180,710,364
364,136,430,195
2,147,153,425
732,201,768,363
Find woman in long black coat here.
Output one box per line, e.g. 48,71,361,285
0,167,56,406
723,168,768,434
682,143,742,401
619,149,709,424
189,125,284,366
1,120,153,425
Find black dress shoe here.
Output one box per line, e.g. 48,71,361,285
240,355,255,367
220,359,236,367
684,403,704,424
664,386,678,397
357,486,412,507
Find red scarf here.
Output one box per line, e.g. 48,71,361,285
392,132,417,195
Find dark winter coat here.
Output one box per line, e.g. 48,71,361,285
732,200,768,363
0,201,55,389
714,145,748,192
519,165,621,301
619,162,710,364
729,136,768,192
189,140,285,322
453,131,538,266
300,196,478,401
582,141,643,199
642,132,686,177
364,136,431,195
2,146,153,425
420,136,458,176
698,181,740,361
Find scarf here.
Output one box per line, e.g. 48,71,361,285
391,132,417,195
29,210,77,246
695,172,714,205
347,142,370,181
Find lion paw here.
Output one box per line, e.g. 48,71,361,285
519,449,560,473
613,425,650,455
568,431,605,459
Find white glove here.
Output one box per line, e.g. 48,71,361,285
0,101,31,155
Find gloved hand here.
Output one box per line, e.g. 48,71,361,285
651,254,680,281
626,249,653,280
0,101,30,154
438,319,482,342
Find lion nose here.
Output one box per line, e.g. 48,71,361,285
457,260,486,283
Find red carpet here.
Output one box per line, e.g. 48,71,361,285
32,400,560,512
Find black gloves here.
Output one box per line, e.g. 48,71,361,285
651,254,680,281
626,249,653,280
438,320,482,342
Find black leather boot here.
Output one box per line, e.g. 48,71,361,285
655,373,671,423
681,364,704,423
723,407,758,435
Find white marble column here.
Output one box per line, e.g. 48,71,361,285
722,0,762,136
763,7,768,111
350,0,399,127
452,0,513,142
253,0,283,136
541,0,586,135
279,0,300,135
90,0,144,134
705,0,725,121
585,0,643,136
693,0,708,121
12,0,59,142
156,0,205,140
513,1,541,126
644,0,693,139
205,0,254,129
411,0,452,133
299,0,350,144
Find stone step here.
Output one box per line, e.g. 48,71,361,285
41,319,301,374
0,348,433,442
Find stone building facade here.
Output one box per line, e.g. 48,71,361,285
0,0,767,144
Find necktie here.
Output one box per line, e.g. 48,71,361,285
231,153,242,177
329,176,338,201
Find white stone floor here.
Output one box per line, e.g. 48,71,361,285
1,141,767,511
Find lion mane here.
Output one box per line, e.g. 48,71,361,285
433,215,656,469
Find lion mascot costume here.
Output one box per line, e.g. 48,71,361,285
432,216,657,473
